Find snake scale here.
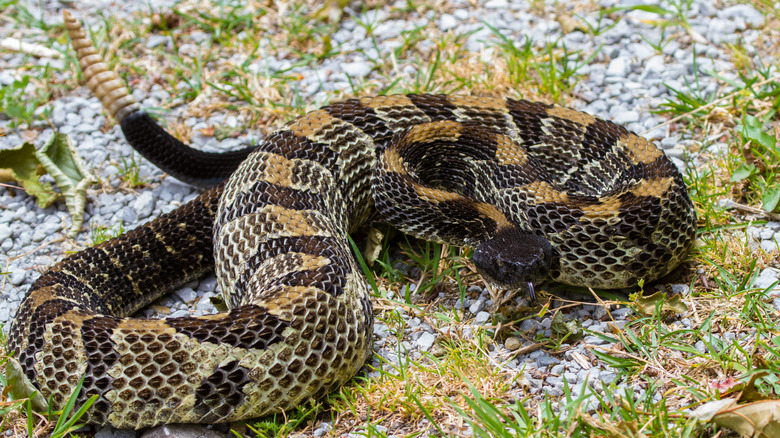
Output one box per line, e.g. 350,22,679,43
5,11,696,429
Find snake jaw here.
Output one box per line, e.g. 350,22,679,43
471,227,552,296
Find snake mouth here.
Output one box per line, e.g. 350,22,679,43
472,227,552,297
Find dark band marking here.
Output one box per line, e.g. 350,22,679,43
220,180,326,225
30,270,107,311
232,236,351,304
79,316,122,423
408,94,458,121
266,262,349,298
259,132,339,173
166,305,288,350
325,99,394,147
19,298,78,385
194,360,251,422
506,99,554,146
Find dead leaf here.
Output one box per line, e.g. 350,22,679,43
738,372,771,403
551,311,583,340
0,133,96,236
36,133,97,236
632,291,688,316
691,399,780,438
557,14,586,33
0,142,58,208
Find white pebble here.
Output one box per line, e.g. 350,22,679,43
439,14,457,31
342,62,371,78
416,332,436,351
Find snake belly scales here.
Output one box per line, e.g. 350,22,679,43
5,11,696,429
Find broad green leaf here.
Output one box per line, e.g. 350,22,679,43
730,162,756,182
741,114,777,150
762,187,780,212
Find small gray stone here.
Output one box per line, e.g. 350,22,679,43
168,309,189,318
190,31,209,44
484,0,508,8
754,268,780,291
718,5,764,27
174,287,198,303
583,335,607,345
606,56,630,77
611,307,632,319
761,240,779,253
645,55,666,75
453,9,469,20
198,276,219,293
520,318,540,331
32,222,61,241
469,299,486,314
0,224,13,243
118,206,138,225
537,355,561,366
313,422,332,437
145,35,170,49
600,372,617,384
0,70,16,86
65,112,82,126
95,426,136,438
579,368,600,384
546,376,563,388
416,332,436,351
141,424,227,438
133,191,155,219
439,14,457,31
343,62,371,78
195,293,218,315
9,269,26,286
612,110,640,124
474,311,490,324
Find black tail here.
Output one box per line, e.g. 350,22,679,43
120,112,255,186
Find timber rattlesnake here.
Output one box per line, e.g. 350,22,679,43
5,11,697,429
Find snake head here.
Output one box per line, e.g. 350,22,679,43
472,228,552,298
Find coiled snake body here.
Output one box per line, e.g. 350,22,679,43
6,12,696,429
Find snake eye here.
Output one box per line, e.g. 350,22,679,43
472,227,552,295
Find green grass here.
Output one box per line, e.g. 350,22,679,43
2,0,780,436
117,153,149,188
90,220,125,245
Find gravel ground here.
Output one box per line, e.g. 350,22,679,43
0,0,774,436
